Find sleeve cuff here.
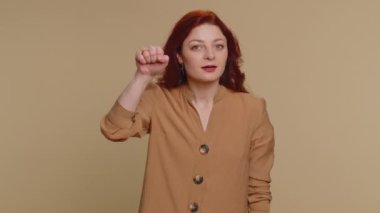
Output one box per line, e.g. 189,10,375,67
107,101,136,128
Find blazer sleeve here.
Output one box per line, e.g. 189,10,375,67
100,84,157,142
248,98,275,213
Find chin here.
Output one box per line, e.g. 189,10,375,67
188,76,221,85
187,70,223,84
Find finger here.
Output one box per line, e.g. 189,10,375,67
136,50,147,64
142,49,151,63
149,46,157,62
156,46,164,56
156,47,166,63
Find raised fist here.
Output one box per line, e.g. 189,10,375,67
135,46,169,76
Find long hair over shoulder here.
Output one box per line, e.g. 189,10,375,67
158,10,248,93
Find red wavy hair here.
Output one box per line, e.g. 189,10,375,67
158,10,248,93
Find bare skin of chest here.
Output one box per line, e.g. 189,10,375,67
192,101,213,132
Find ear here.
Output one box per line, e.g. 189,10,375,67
176,53,183,64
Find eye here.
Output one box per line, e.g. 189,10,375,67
215,44,225,49
190,45,203,51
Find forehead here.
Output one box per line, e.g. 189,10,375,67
184,24,226,42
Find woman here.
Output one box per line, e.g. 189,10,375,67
101,10,274,213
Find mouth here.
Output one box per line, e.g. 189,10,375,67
201,65,217,72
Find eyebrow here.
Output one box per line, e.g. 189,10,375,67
188,38,226,43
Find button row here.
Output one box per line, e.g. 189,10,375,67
188,144,209,212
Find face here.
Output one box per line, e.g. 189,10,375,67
177,24,228,85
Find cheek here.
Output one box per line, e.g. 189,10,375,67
183,54,201,66
222,50,228,60
220,52,228,66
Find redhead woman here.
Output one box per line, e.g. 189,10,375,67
100,10,275,213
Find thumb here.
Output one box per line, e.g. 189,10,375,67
158,55,169,64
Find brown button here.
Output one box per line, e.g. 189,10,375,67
193,175,204,184
199,144,209,155
189,202,199,212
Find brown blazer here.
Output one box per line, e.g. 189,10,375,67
101,84,275,213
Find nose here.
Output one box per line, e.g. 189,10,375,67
204,47,215,60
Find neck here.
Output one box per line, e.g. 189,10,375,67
187,80,219,104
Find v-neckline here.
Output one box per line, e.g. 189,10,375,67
192,102,214,133
180,84,227,134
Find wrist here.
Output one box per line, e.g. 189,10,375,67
134,72,154,85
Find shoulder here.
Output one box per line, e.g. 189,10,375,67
142,82,182,104
224,88,266,111
222,88,271,132
143,82,171,96
140,82,166,103
223,88,270,124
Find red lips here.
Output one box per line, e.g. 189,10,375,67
201,65,217,72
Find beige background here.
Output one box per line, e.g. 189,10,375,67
1,0,380,212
